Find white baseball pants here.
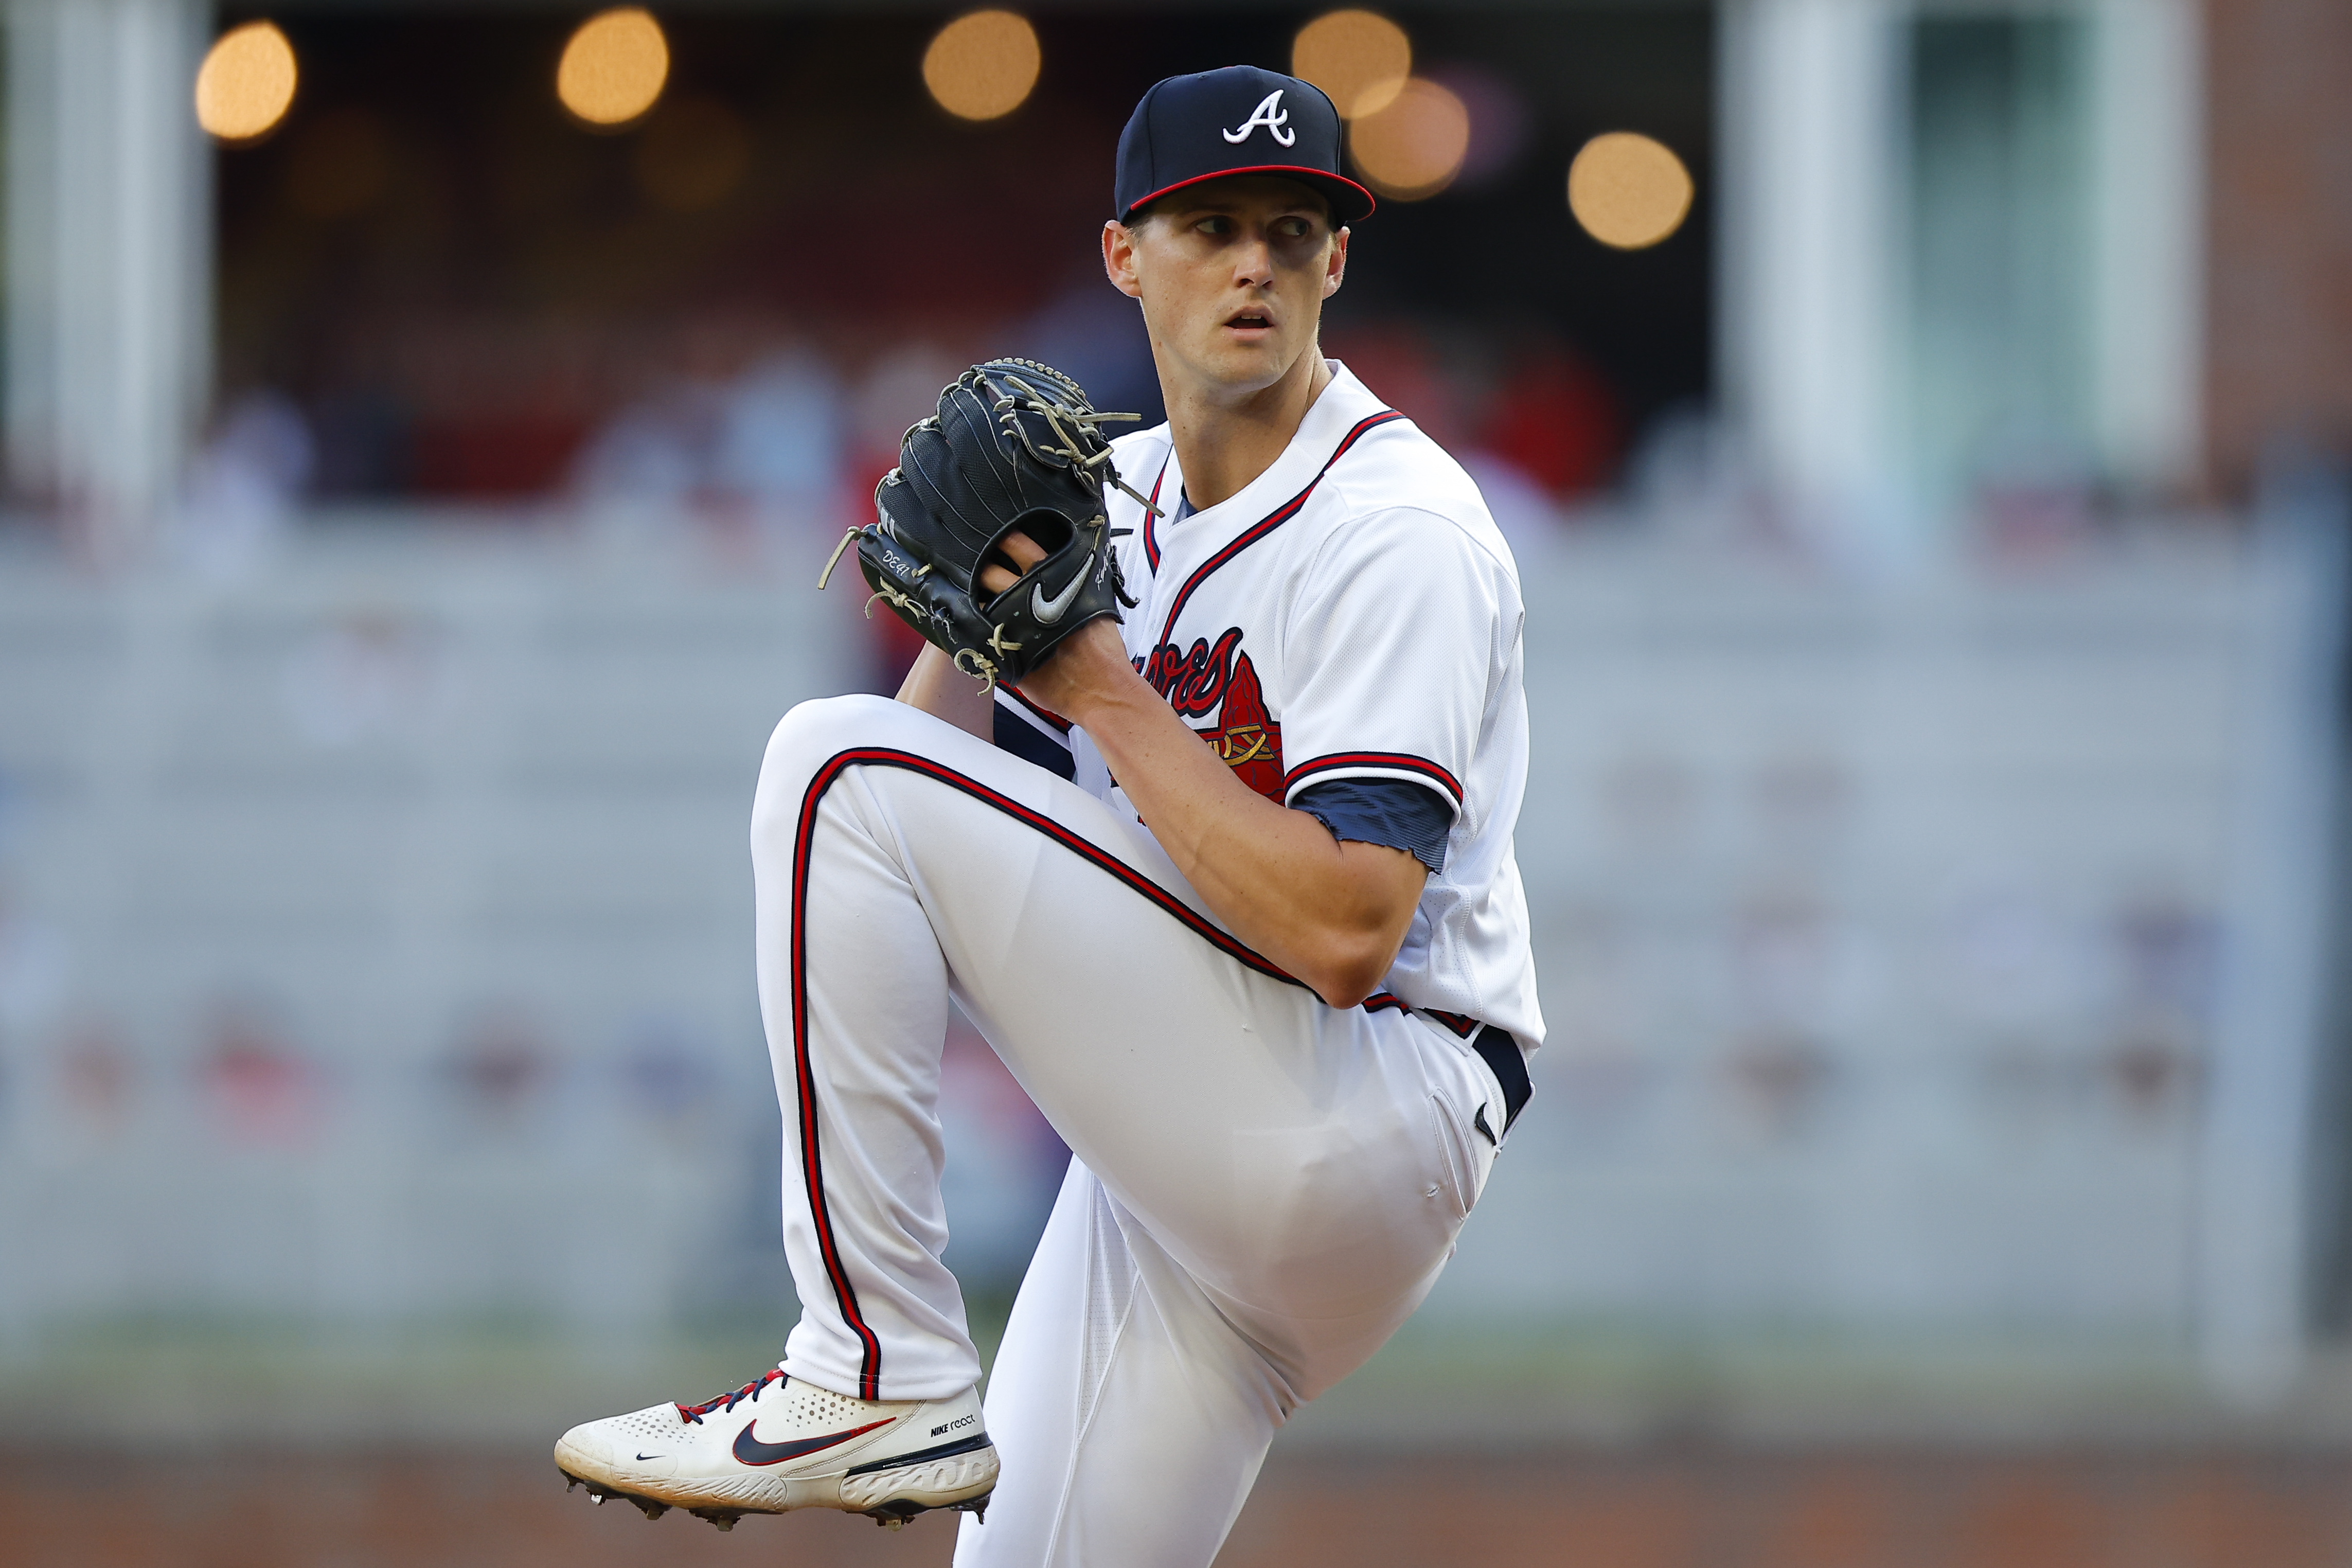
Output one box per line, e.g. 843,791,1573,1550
750,694,1503,1568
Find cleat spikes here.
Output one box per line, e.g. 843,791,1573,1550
691,1508,740,1533
560,1472,674,1523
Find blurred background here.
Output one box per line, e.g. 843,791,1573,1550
2,0,2350,1563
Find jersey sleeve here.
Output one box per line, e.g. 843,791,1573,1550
1277,506,1513,824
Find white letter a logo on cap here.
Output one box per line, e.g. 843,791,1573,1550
1222,91,1296,147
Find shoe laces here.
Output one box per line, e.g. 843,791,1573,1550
677,1367,785,1424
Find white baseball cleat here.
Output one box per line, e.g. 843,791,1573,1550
554,1367,996,1531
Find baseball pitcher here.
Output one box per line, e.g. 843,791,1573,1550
555,65,1542,1568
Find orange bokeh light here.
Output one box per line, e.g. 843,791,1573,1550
557,8,670,128
1567,132,1694,250
195,21,297,142
1348,77,1470,202
1292,10,1411,119
922,11,1042,122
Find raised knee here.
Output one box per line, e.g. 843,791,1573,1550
759,693,901,792
755,694,899,828
772,691,897,753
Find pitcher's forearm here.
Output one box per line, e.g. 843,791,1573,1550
1028,635,1422,1005
896,645,994,741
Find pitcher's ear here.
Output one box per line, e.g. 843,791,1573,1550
1103,220,1146,300
1324,225,1350,296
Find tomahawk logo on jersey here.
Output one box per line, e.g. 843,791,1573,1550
994,362,1544,1049
1137,628,1282,797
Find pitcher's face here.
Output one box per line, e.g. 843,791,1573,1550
1104,176,1348,401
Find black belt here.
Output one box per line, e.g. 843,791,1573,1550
1471,1024,1531,1134
1419,1010,1532,1135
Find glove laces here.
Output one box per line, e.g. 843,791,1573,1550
989,367,1164,518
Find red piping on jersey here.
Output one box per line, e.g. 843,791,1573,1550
1284,751,1464,809
1152,410,1405,654
790,745,1415,1396
1002,685,1072,736
1423,1008,1480,1038
787,760,889,1398
1144,458,1170,573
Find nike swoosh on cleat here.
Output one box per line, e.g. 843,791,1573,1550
635,1452,664,1462
733,1417,894,1468
1031,563,1088,624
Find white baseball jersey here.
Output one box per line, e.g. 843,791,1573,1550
999,361,1545,1052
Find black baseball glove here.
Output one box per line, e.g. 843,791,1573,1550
821,358,1154,692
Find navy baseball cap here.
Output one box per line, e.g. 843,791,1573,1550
1114,65,1376,226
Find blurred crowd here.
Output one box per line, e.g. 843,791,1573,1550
181,293,1635,690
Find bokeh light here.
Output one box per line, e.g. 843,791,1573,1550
1292,10,1411,120
1348,77,1470,202
194,21,297,142
922,11,1041,122
1567,131,1694,250
557,7,670,128
635,97,752,213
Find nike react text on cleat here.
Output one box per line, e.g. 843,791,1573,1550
554,1369,996,1530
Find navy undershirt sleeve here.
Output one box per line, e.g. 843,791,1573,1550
1292,776,1452,873
993,702,1076,780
